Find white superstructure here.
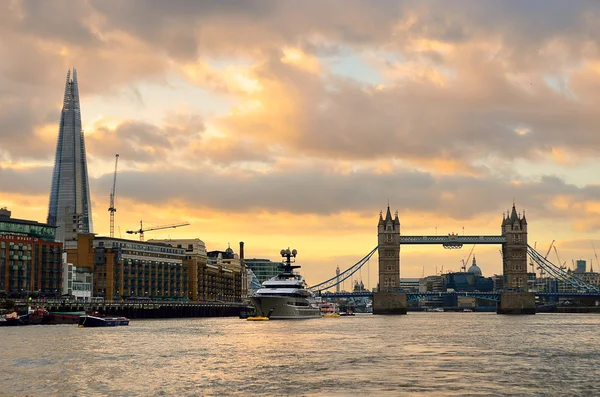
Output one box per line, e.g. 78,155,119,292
251,248,321,319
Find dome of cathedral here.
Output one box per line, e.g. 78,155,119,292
467,255,482,276
467,264,482,276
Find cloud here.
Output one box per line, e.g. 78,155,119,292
84,161,600,223
0,164,52,195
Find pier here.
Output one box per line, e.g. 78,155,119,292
14,299,251,319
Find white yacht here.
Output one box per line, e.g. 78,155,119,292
251,248,321,319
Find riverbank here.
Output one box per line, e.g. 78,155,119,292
4,299,252,320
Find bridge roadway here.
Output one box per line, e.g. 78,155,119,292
399,235,506,244
320,291,600,302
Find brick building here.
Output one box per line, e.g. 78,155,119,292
66,234,187,300
0,208,63,297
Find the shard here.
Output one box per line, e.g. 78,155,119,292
47,69,93,243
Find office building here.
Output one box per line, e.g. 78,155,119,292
47,69,93,243
244,258,284,284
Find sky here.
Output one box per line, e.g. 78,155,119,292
2,0,600,289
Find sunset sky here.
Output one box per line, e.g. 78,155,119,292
2,1,600,288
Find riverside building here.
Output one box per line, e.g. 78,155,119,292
205,246,244,302
148,238,208,301
0,208,63,297
66,234,187,300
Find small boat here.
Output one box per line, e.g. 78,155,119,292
28,308,49,325
78,314,129,328
247,316,270,321
0,311,20,326
45,312,85,325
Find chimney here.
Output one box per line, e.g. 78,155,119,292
239,241,245,266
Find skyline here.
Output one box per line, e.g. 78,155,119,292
2,1,600,286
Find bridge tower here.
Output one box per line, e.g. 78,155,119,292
501,203,528,290
498,202,535,314
373,204,407,314
377,205,401,291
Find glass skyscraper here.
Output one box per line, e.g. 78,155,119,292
47,69,93,243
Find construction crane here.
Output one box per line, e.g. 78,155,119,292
592,241,599,273
126,221,190,241
537,240,555,277
553,246,567,270
460,245,476,272
108,154,120,238
544,240,555,259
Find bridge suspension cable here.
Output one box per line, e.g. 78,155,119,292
308,246,378,293
527,245,599,293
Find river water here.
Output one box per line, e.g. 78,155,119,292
1,313,599,396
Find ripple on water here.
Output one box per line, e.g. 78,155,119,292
0,315,599,396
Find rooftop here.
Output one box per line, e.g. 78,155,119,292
0,207,55,229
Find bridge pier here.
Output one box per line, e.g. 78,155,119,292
373,291,407,315
497,292,536,315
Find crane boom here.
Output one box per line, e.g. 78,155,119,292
592,241,599,272
126,220,190,241
553,246,566,269
108,154,120,238
544,240,555,259
461,245,476,272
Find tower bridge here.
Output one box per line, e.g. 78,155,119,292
308,201,600,315
372,202,531,314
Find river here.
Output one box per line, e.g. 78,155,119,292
1,313,599,396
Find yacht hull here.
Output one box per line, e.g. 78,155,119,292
251,296,321,319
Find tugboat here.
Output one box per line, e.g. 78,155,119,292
251,248,321,319
78,312,129,327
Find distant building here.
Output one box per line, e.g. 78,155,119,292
66,234,187,300
420,275,444,293
399,278,420,292
0,208,63,297
444,256,494,292
492,274,505,291
245,258,284,284
47,69,93,243
575,259,587,274
577,272,600,287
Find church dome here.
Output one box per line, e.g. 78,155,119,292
467,255,482,276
